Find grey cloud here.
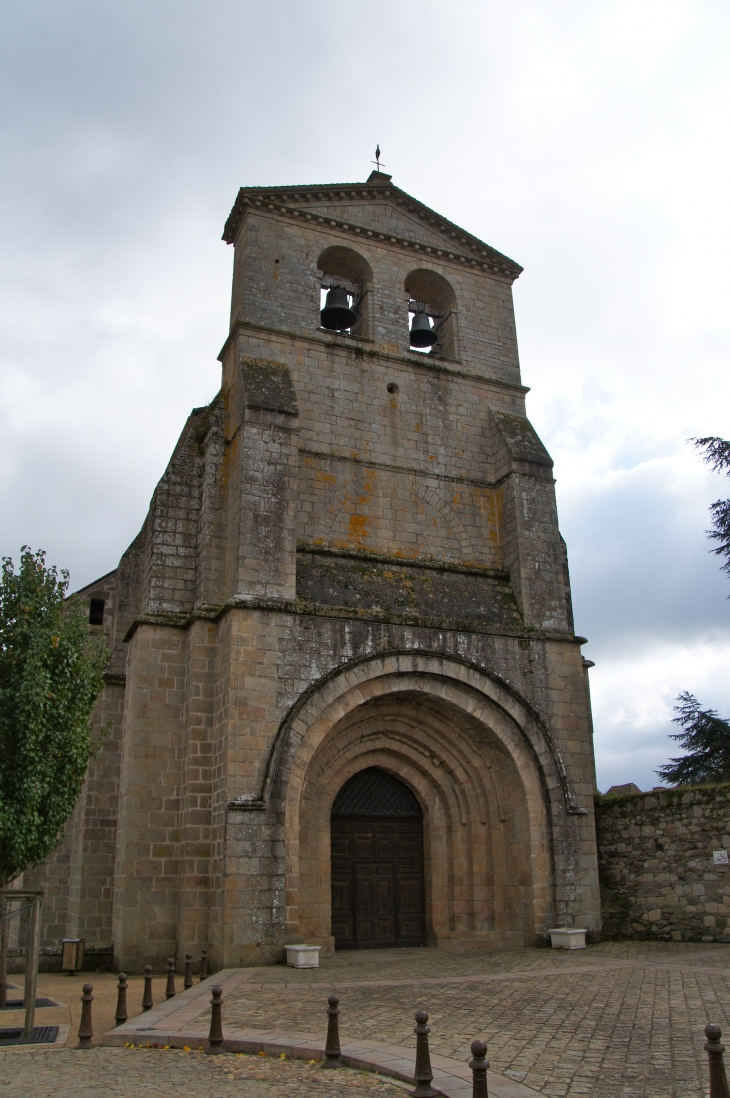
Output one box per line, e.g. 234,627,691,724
2,0,730,794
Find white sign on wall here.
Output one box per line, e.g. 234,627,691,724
713,850,729,865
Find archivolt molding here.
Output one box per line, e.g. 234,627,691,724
285,667,550,943
228,649,586,817
293,706,509,831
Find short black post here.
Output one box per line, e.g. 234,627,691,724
114,973,128,1027
199,946,209,981
142,964,154,1011
184,952,193,990
705,1024,730,1098
324,994,341,1067
469,1040,489,1098
207,985,224,1053
411,1010,438,1098
77,983,94,1049
165,957,176,1000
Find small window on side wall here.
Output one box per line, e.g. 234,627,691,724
89,598,105,626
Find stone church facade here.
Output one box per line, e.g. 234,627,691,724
29,172,601,970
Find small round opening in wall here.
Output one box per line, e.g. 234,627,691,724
387,383,399,395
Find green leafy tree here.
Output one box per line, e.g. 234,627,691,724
0,548,107,885
693,436,730,577
656,692,730,786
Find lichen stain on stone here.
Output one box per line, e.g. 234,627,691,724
347,512,371,545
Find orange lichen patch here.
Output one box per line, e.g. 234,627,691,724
474,489,501,547
315,470,337,486
491,488,506,549
347,512,371,544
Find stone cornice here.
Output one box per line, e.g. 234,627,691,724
122,598,583,645
222,181,522,281
296,541,510,580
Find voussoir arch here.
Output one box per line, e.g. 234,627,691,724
251,650,584,816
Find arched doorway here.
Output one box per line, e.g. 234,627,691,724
330,767,425,949
282,654,569,952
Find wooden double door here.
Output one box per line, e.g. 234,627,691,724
330,816,426,949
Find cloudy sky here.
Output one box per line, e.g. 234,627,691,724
2,0,729,792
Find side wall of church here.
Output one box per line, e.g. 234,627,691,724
22,573,124,969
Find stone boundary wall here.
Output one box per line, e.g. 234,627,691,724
595,783,730,942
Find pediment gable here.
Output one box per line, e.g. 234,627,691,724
223,174,522,280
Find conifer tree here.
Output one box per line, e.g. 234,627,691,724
657,439,730,787
657,693,730,786
693,435,730,576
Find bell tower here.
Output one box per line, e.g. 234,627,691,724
28,171,601,969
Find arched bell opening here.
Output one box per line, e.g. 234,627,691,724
331,767,425,950
405,269,458,359
283,673,549,954
317,246,373,338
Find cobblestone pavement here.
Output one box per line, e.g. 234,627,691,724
3,943,730,1097
0,1046,410,1098
183,942,730,1098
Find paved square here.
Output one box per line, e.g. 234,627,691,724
3,943,730,1098
183,942,730,1098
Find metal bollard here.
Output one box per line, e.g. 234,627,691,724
115,973,128,1027
410,1010,438,1098
142,964,154,1011
184,952,193,990
77,983,94,1049
165,957,176,999
207,985,224,1053
705,1024,730,1098
324,994,341,1067
200,946,209,981
469,1040,489,1098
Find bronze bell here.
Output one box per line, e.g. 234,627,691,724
321,286,357,331
410,311,437,348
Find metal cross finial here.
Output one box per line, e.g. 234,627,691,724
371,145,385,172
